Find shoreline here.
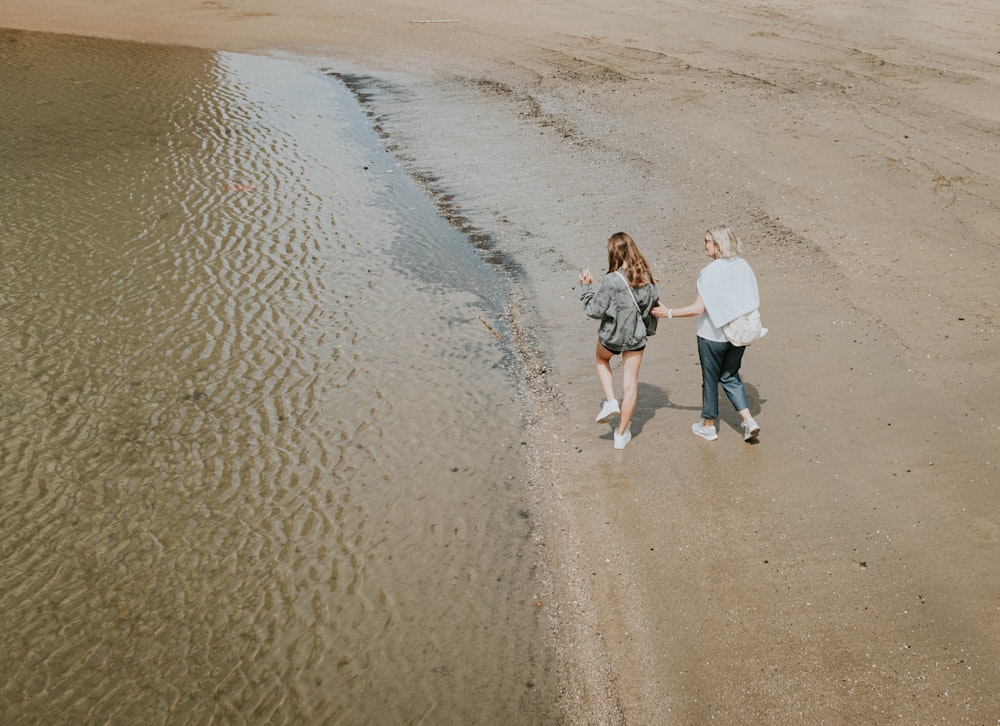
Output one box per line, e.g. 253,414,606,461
4,2,1000,722
336,72,625,719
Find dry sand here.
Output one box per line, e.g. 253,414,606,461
5,1,1000,722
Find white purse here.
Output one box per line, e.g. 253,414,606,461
723,309,768,346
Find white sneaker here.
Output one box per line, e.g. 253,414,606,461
614,427,632,449
742,418,761,441
596,399,620,423
691,422,718,441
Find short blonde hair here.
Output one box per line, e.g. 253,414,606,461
706,223,743,258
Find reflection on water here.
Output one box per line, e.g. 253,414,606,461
0,29,555,724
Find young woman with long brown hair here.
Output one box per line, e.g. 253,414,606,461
579,232,659,449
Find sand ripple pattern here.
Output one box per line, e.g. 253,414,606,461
0,32,554,724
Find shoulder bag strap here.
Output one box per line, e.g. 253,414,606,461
615,271,642,313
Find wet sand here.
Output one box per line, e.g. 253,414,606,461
5,1,1000,722
1,34,558,723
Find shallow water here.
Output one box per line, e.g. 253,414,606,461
0,29,556,724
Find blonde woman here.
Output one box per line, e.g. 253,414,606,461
579,232,659,449
653,223,762,442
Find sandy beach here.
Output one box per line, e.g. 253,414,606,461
4,1,999,722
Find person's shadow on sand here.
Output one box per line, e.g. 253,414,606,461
602,381,765,440
599,382,696,440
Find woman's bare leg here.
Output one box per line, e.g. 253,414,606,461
617,349,644,436
595,342,618,404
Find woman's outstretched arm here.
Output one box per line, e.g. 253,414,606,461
651,293,705,319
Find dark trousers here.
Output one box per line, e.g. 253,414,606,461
697,336,748,420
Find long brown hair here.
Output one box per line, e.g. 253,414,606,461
607,232,653,287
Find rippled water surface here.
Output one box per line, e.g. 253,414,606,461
0,29,555,724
